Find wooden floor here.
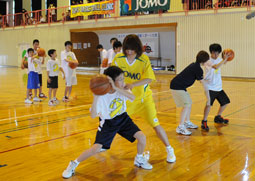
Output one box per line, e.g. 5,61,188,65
0,67,255,181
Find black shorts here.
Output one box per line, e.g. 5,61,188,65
208,90,230,106
47,76,58,89
38,74,42,86
95,112,140,149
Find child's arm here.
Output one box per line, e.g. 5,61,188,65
124,79,152,90
91,95,100,118
21,57,26,69
108,77,135,101
59,67,65,79
212,53,230,70
47,71,51,83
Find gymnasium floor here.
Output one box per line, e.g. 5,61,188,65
0,67,255,180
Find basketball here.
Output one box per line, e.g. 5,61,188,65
89,75,111,95
223,49,235,61
69,62,78,69
101,58,108,68
23,60,28,68
37,48,46,57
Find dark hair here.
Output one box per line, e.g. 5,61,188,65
110,38,118,44
113,41,122,50
123,34,143,58
196,50,209,64
65,41,72,46
96,44,103,49
27,48,34,53
209,43,222,54
104,66,124,81
33,39,39,44
48,49,56,57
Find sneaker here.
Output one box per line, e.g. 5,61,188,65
39,93,47,98
48,100,56,106
62,161,78,179
100,148,107,152
33,97,42,102
201,120,209,131
166,147,176,163
25,99,33,104
176,125,192,135
53,98,59,105
214,115,229,124
134,155,153,170
62,96,69,102
184,121,198,129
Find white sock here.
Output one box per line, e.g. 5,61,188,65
136,154,143,158
166,145,172,150
53,97,56,100
74,159,80,165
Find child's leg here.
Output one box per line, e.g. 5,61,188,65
26,89,31,99
34,89,37,97
68,86,72,97
203,105,211,120
77,144,102,163
133,131,146,155
217,104,228,116
49,88,52,100
64,86,69,97
53,88,57,99
185,106,192,122
39,86,42,95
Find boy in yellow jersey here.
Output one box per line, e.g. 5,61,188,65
112,34,176,163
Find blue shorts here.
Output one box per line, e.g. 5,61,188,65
27,71,40,89
94,112,140,149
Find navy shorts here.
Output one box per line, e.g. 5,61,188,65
27,71,40,89
208,90,230,106
38,74,42,86
47,76,58,89
94,112,141,149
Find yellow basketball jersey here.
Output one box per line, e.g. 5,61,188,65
112,53,156,100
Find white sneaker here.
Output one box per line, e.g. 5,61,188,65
134,155,153,170
62,161,78,179
33,97,42,102
176,125,192,135
48,100,56,106
53,98,59,105
25,99,33,104
166,147,176,163
100,148,107,152
184,121,198,129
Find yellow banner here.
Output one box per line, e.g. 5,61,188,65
71,1,115,18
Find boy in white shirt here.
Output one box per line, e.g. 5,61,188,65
201,43,231,131
25,48,41,104
97,44,108,74
62,66,153,179
106,37,118,67
61,41,79,102
47,49,65,106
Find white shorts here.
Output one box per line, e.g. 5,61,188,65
66,76,77,87
171,89,192,107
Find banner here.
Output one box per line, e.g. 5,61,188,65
71,1,115,18
121,0,170,15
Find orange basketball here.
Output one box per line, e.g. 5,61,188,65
223,49,235,61
69,62,78,69
37,48,46,57
90,75,111,95
23,60,28,69
101,58,108,68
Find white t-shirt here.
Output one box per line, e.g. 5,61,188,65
107,48,114,64
61,50,77,78
96,91,131,120
47,59,61,77
203,57,223,91
100,49,108,62
28,57,38,73
25,50,43,74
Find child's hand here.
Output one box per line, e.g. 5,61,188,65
47,78,51,83
124,84,133,90
107,76,116,90
223,51,230,61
